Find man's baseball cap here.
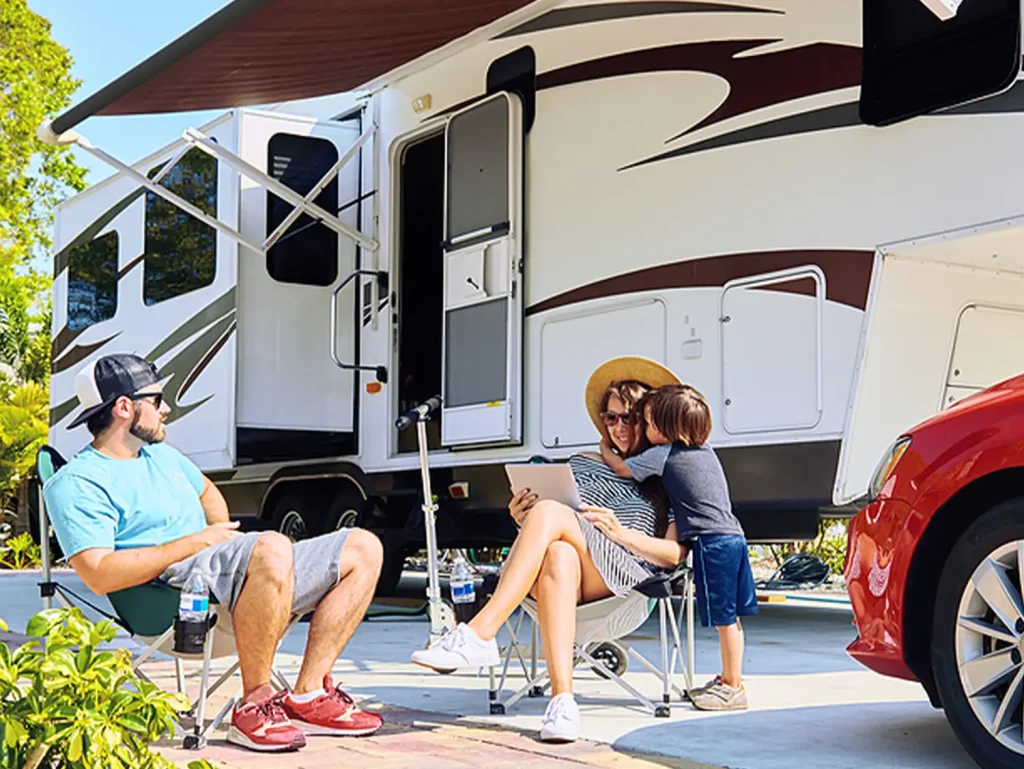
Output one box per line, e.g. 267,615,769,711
68,354,163,429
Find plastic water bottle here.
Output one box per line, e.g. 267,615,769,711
174,572,210,653
450,557,477,624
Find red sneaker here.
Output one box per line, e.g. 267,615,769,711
227,695,307,752
281,675,384,737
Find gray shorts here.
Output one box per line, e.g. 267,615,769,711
159,528,351,616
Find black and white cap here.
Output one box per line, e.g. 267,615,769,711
68,353,162,429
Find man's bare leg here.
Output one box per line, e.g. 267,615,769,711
469,501,590,641
232,533,296,699
292,529,383,695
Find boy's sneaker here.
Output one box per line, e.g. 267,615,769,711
410,624,500,671
227,695,307,752
691,681,748,711
540,693,580,743
687,674,722,698
280,675,384,736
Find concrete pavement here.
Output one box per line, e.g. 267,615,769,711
0,570,975,769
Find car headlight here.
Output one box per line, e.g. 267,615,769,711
869,436,912,501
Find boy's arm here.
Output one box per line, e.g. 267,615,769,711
624,444,672,482
600,440,632,478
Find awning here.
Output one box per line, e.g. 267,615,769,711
50,0,537,135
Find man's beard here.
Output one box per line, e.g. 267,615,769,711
129,407,165,444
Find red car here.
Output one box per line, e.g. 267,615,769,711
846,373,1024,769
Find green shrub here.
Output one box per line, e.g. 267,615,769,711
0,608,191,768
0,532,41,570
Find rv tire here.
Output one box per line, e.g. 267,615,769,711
270,491,324,542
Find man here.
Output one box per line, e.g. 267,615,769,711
43,353,384,753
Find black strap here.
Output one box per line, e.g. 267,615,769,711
53,584,129,631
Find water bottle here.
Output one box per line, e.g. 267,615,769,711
450,556,477,624
174,572,210,654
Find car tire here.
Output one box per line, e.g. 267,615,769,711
931,497,1024,769
270,491,324,542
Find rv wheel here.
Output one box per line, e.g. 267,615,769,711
270,493,320,541
325,487,366,532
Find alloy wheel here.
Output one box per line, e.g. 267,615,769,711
955,540,1024,755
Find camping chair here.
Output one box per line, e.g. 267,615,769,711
35,445,298,750
487,562,696,717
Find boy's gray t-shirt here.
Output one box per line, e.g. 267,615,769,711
625,443,744,542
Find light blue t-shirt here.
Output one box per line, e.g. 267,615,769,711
43,442,208,559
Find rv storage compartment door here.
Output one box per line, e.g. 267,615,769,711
440,93,524,447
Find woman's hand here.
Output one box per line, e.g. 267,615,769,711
580,504,631,547
508,488,538,527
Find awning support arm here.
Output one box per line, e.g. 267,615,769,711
262,122,375,251
184,127,379,252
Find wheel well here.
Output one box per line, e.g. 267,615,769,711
259,471,367,522
903,466,1024,705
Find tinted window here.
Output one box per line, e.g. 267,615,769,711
67,231,118,331
861,0,1020,126
144,148,217,305
266,134,339,286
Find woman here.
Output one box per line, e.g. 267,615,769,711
411,356,688,742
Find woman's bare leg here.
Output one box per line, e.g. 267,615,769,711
470,500,591,641
536,542,581,696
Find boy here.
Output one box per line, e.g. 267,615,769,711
600,384,757,711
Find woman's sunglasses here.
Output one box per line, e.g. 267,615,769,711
600,410,635,426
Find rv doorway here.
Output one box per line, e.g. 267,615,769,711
396,131,445,453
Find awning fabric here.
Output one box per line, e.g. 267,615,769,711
52,0,534,134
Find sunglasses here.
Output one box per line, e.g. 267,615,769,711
600,410,636,426
127,392,164,409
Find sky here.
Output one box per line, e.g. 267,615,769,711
28,0,235,187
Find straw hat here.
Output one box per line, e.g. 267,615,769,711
584,356,682,435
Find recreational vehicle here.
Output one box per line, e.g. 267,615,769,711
40,0,1024,593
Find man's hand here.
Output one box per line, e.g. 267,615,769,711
508,488,538,528
191,521,241,548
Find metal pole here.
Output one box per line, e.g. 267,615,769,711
417,419,446,640
38,486,52,610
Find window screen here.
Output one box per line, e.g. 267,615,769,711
266,134,339,286
444,298,508,408
446,98,509,242
67,231,118,331
144,148,217,305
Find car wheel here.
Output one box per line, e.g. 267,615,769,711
270,492,323,541
932,497,1024,769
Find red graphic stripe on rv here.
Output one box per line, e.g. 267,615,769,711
525,249,874,316
537,40,863,142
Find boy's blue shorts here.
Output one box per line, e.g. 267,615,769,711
692,533,759,628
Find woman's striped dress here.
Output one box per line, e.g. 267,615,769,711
568,454,661,596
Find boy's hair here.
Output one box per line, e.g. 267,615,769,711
640,384,712,447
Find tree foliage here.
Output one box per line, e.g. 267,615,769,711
0,0,88,510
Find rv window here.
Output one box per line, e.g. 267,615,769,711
67,231,118,331
144,148,217,305
266,134,339,286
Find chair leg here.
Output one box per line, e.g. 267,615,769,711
577,646,665,716
183,624,216,750
175,657,186,694
665,595,693,693
659,599,670,705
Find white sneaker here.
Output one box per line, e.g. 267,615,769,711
410,623,500,671
540,693,580,743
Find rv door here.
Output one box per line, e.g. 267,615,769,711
440,93,525,447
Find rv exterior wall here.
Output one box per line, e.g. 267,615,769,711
47,1,1024,537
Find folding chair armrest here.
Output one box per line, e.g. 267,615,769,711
633,572,672,599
